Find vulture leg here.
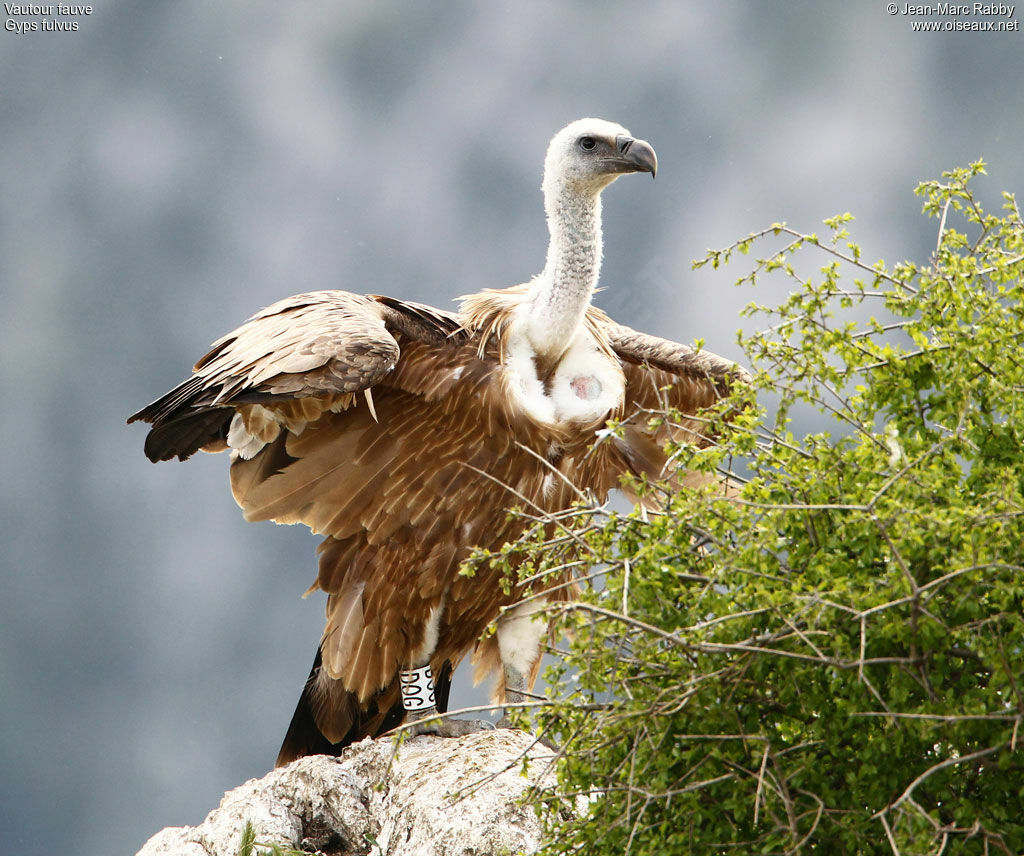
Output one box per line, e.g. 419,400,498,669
494,599,548,729
496,664,529,729
398,664,494,738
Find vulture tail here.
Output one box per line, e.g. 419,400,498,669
275,646,453,767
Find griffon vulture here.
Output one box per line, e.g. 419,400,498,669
129,118,748,766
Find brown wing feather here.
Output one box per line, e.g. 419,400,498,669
607,322,749,487
610,322,749,393
128,291,464,462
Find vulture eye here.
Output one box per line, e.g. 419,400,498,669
577,136,597,152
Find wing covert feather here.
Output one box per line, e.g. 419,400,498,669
608,322,749,484
128,291,463,461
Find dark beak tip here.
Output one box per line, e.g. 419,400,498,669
630,138,658,179
608,134,657,179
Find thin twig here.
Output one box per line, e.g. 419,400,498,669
884,745,1002,813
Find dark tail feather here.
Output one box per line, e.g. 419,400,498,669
275,647,454,768
275,647,352,766
433,659,453,712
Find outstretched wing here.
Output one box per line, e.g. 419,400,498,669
608,322,750,483
128,291,465,462
129,289,522,743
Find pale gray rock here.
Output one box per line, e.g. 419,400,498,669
136,730,561,856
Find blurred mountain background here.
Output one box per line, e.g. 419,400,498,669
0,2,1021,854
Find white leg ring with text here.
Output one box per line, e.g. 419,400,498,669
399,665,436,712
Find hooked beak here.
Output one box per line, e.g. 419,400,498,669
610,135,657,178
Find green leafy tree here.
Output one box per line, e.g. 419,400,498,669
508,163,1024,854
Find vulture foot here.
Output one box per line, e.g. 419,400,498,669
400,705,495,740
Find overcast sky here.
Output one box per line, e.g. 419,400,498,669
1,3,1021,855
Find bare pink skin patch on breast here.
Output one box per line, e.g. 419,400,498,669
570,375,602,401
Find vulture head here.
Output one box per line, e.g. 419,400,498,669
542,117,658,199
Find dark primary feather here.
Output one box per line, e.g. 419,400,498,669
141,407,234,463
372,294,468,344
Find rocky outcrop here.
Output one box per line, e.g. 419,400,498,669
137,730,560,856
